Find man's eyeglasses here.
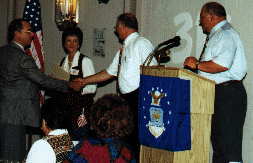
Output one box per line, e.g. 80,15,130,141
114,24,121,30
20,30,34,34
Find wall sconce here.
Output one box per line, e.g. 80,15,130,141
55,0,79,31
98,0,110,4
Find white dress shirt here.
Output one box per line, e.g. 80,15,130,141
61,51,97,94
26,129,69,163
107,32,157,94
198,20,247,84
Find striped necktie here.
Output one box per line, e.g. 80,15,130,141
117,45,124,94
199,36,209,62
118,45,124,74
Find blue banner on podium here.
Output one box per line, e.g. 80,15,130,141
138,74,191,151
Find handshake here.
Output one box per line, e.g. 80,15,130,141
68,78,85,91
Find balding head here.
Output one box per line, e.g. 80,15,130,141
199,2,226,35
203,2,226,18
117,13,138,31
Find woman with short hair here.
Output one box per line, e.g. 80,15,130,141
63,94,135,163
60,27,97,132
25,98,73,163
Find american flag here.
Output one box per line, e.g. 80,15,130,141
77,108,87,127
23,0,44,106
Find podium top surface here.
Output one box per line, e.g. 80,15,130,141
140,66,216,84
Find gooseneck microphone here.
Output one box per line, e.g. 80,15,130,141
158,36,181,47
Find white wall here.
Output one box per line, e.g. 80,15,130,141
137,0,253,162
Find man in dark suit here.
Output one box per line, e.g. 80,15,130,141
0,19,81,162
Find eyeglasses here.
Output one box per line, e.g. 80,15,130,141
114,24,121,30
20,30,33,34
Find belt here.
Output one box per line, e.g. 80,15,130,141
217,80,242,86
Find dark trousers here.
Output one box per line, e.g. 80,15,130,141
212,81,247,163
120,88,140,161
0,123,26,162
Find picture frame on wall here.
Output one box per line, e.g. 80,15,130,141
93,28,106,57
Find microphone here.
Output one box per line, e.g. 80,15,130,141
144,36,181,66
158,36,181,47
154,41,180,56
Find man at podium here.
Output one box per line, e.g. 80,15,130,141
184,2,247,163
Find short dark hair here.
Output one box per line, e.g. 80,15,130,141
41,98,71,130
62,27,83,54
90,94,133,138
7,18,29,43
204,2,226,18
117,13,138,31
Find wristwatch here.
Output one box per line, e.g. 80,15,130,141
196,61,200,70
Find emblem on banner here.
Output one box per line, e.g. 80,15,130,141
148,107,165,138
151,90,164,106
140,75,191,151
144,88,166,138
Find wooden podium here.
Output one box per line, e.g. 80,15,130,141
139,66,216,163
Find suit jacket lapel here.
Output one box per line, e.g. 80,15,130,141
10,42,25,53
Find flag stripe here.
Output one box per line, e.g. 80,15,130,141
32,32,44,72
23,0,44,106
77,108,87,127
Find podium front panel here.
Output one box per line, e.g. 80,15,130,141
139,66,215,163
139,74,191,151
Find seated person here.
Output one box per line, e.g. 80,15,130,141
63,94,135,163
25,98,73,163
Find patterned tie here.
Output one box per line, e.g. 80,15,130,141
199,36,209,62
118,45,124,74
117,45,124,94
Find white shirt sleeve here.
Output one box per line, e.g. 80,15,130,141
26,139,56,163
106,50,121,76
135,37,157,66
211,34,235,69
81,57,97,94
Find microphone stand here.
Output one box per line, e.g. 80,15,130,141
144,36,181,67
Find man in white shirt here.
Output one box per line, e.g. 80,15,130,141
184,2,247,163
78,13,157,160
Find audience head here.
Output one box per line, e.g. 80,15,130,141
62,27,83,54
41,98,71,135
90,94,133,138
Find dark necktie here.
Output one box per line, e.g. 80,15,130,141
117,45,124,75
199,36,209,62
117,45,124,94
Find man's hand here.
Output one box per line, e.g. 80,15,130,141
69,80,83,91
184,56,198,69
73,78,86,88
